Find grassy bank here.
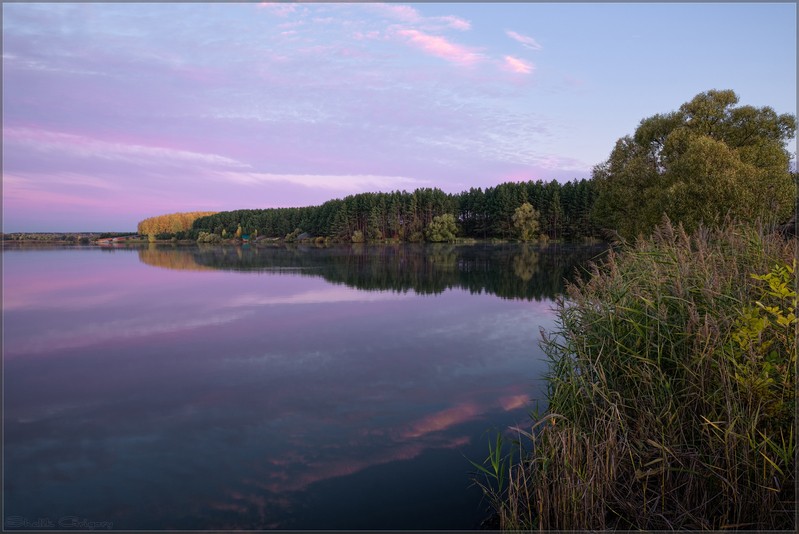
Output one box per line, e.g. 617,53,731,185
475,219,796,529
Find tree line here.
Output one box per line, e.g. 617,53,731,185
138,90,795,246
138,211,218,238
176,179,599,243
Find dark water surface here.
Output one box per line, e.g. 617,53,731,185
3,243,605,530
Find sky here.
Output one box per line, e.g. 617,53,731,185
2,1,796,232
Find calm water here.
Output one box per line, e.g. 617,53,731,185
3,242,605,530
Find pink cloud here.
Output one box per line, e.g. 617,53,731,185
4,178,118,209
440,16,471,31
372,4,471,31
503,55,534,74
395,29,483,66
4,127,250,170
506,30,543,50
372,3,421,23
353,30,381,41
216,170,428,191
257,3,298,17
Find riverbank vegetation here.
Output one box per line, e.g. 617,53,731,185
138,178,599,244
137,211,218,238
592,89,796,240
1,232,111,244
473,89,796,529
476,220,796,529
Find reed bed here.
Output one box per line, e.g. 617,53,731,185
474,219,796,530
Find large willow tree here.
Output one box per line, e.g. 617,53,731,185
592,89,796,239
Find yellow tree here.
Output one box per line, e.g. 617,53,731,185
512,202,540,242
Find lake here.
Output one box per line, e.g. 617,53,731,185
3,242,606,530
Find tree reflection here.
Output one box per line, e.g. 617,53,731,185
512,245,539,282
137,243,607,301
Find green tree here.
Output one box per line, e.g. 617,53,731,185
592,89,797,239
512,202,540,241
425,213,458,243
284,228,303,243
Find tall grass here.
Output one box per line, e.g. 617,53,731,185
476,219,796,530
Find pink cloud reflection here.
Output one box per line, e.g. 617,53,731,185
498,394,530,412
253,435,471,494
403,403,482,439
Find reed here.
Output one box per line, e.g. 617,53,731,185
477,219,796,530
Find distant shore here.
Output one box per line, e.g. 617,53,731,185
2,232,603,247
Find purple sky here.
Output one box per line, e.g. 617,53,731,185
3,2,796,231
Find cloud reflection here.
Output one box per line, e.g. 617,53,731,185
225,286,412,308
403,404,481,438
5,248,551,529
7,311,251,356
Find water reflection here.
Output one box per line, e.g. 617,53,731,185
137,242,607,301
3,244,605,529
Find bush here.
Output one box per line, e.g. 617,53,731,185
284,228,303,243
351,230,364,243
408,231,424,243
425,213,458,243
196,231,222,244
477,219,796,530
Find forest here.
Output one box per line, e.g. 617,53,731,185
177,178,599,243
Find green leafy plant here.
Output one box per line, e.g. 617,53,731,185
482,220,796,530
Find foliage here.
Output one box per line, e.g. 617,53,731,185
137,211,217,237
511,202,540,241
98,232,138,239
189,180,600,243
592,89,796,239
425,213,458,242
480,219,796,530
729,260,796,430
284,228,303,243
196,231,222,244
351,229,365,243
469,433,511,522
2,232,102,242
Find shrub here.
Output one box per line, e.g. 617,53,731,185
284,228,303,243
408,231,424,243
196,231,222,244
425,213,458,243
476,219,796,530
